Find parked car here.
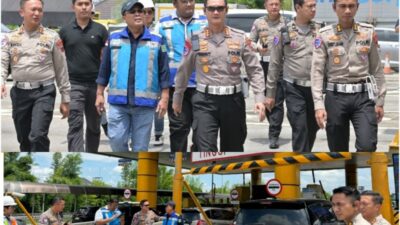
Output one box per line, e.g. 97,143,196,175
375,27,399,71
72,206,100,223
233,199,345,225
182,207,236,225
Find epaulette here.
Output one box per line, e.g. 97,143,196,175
229,27,246,35
358,22,374,29
318,24,333,33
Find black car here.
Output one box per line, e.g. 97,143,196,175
72,206,100,223
234,199,345,225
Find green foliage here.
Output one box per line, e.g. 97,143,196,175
4,153,37,182
47,153,83,185
118,161,138,188
158,166,174,190
184,176,204,193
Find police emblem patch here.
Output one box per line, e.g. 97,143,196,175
273,36,279,46
314,38,322,48
183,40,191,56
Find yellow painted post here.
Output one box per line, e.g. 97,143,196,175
345,162,357,189
12,196,37,225
182,180,212,225
274,153,300,199
137,153,159,208
173,152,183,214
251,169,262,185
389,131,399,151
369,153,394,224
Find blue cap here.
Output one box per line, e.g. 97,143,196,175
121,0,144,15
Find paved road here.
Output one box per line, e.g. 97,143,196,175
1,73,398,152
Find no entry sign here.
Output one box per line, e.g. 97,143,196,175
266,179,282,197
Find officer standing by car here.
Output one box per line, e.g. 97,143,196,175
173,0,266,152
1,0,70,152
265,0,323,152
249,0,286,149
311,0,386,152
154,0,207,152
60,0,108,152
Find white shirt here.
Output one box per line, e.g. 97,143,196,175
370,215,391,225
352,213,370,225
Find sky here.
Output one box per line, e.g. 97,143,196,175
24,153,397,195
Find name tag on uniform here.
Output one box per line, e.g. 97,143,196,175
327,41,343,47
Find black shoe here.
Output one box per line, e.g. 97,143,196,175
102,123,108,137
269,137,279,149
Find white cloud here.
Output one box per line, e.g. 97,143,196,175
31,166,52,182
112,166,122,173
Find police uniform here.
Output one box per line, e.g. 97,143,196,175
39,208,64,225
311,22,386,152
1,25,70,152
250,15,286,145
267,20,323,152
155,12,207,152
173,26,265,152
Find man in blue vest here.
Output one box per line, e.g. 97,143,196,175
96,0,170,152
95,199,123,225
154,0,207,152
162,201,183,225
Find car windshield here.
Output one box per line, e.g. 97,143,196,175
182,211,200,222
235,208,309,225
307,202,338,223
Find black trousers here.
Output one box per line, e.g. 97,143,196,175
261,61,285,139
325,91,377,152
192,91,246,152
67,82,100,152
168,88,196,152
284,81,319,152
10,85,56,152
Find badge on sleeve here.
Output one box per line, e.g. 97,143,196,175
314,37,322,49
372,32,379,45
273,36,280,46
56,39,64,52
183,39,192,56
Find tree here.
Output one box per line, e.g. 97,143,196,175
158,166,174,190
184,176,204,193
48,153,82,185
4,153,36,182
118,161,137,188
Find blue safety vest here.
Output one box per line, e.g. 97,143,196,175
108,27,162,107
100,207,121,225
157,12,207,87
162,212,182,225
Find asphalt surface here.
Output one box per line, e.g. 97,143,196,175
1,73,398,152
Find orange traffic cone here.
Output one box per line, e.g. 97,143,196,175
383,54,392,74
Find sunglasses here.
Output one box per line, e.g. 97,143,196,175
127,8,144,14
206,6,226,12
143,9,154,15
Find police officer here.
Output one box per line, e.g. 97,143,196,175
311,0,386,152
3,196,18,225
265,0,323,152
154,0,208,152
173,0,266,152
1,0,71,152
39,197,69,225
249,0,286,149
95,199,123,225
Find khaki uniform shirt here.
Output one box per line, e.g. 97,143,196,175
370,215,391,225
249,15,286,58
39,208,64,225
267,20,323,98
349,213,370,225
131,210,160,225
173,26,265,106
1,25,71,102
311,22,386,110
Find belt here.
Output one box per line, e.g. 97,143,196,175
14,79,54,90
326,82,368,93
284,77,311,87
196,83,241,95
261,56,270,62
